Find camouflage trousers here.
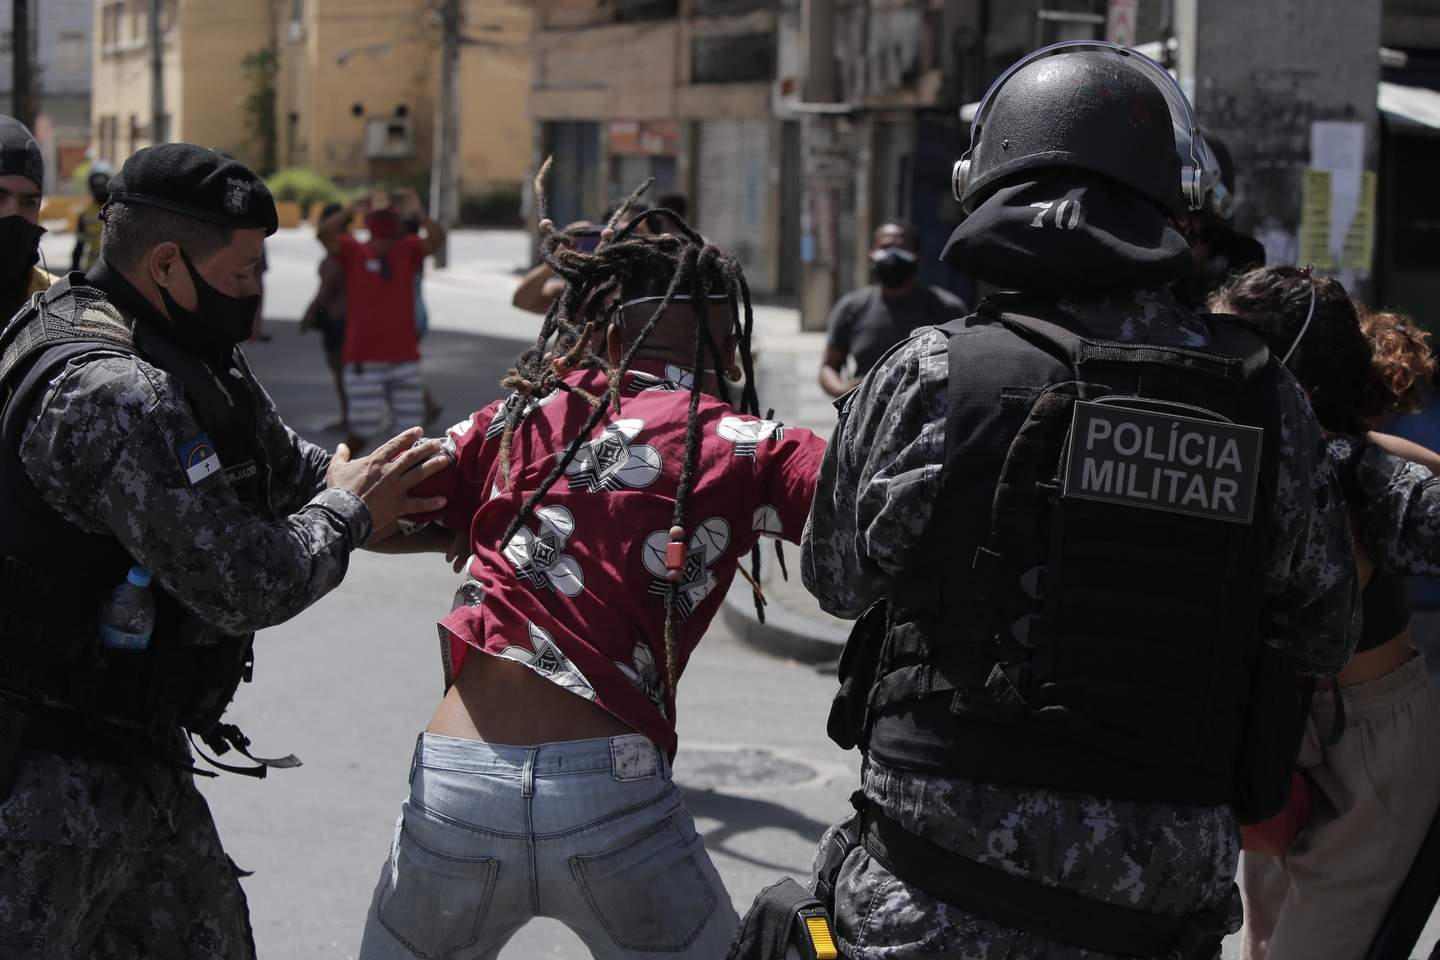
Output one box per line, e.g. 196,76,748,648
810,757,1244,959
0,747,255,959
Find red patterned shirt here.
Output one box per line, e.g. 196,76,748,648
411,361,826,757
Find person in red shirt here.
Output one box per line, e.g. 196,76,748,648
317,188,445,454
358,214,827,959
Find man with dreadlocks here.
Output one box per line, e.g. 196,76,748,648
357,211,827,959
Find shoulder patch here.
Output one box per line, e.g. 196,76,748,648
176,433,222,486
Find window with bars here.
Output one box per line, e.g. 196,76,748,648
692,32,775,84
614,0,677,23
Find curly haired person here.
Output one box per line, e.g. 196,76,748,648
1212,265,1440,960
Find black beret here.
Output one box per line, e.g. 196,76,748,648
106,143,278,236
0,115,43,188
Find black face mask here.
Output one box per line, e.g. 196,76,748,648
0,214,44,288
871,248,919,289
156,249,261,357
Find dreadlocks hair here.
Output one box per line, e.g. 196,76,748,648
494,167,773,706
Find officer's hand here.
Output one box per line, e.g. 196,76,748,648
327,427,448,533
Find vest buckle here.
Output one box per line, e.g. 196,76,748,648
1011,614,1038,648
1019,565,1047,600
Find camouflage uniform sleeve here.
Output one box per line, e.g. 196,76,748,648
266,422,332,513
1329,435,1440,577
801,328,949,618
19,354,370,635
241,362,333,514
1261,373,1360,675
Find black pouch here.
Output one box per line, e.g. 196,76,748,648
1233,645,1314,825
725,876,834,960
0,694,31,801
827,601,888,751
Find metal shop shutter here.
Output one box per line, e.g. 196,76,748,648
696,118,776,294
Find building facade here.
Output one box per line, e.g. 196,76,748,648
90,0,531,197
0,0,93,192
529,0,796,298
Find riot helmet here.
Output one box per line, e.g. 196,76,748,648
952,41,1214,217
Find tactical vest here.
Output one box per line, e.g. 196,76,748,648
0,275,272,760
861,295,1285,809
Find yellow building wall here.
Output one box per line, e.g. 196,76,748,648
293,0,435,184
456,0,533,191
174,0,273,163
91,0,266,164
91,0,182,163
92,0,531,193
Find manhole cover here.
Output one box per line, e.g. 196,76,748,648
673,747,815,789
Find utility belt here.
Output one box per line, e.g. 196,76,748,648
0,689,300,802
815,792,1234,960
0,690,174,798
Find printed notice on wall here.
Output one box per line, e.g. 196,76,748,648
1299,168,1333,270
1307,121,1374,274
1341,171,1377,273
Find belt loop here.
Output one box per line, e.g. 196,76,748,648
522,747,536,798
408,732,423,786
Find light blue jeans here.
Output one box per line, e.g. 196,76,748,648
358,733,739,959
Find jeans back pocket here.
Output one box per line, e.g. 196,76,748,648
570,815,718,951
377,813,500,959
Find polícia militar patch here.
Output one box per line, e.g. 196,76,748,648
1062,400,1263,523
176,433,222,486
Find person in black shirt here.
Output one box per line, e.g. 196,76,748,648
819,221,968,398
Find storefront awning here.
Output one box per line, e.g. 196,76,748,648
1379,81,1440,131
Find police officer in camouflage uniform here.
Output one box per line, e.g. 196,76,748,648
799,43,1360,960
0,115,56,320
0,144,447,957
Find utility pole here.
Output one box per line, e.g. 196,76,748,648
429,0,460,268
797,0,839,332
149,0,165,144
11,0,36,132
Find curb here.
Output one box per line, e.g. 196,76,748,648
721,558,849,665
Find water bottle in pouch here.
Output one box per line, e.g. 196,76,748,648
97,566,155,651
